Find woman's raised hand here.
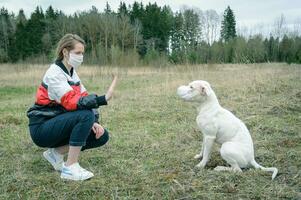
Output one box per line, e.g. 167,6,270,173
105,75,118,101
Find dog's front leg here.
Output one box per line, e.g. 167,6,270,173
196,136,215,168
194,137,205,159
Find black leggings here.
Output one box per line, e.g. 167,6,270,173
29,110,109,151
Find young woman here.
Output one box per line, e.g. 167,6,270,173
27,34,117,181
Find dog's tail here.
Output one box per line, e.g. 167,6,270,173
250,160,278,180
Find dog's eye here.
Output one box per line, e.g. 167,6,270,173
190,86,193,89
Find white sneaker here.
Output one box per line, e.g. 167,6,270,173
43,148,64,171
60,163,94,181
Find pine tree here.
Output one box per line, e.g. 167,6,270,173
26,6,46,57
0,7,16,62
264,35,278,62
118,2,128,16
280,34,293,63
171,12,184,52
12,9,27,61
141,3,173,53
182,9,200,49
220,6,236,42
104,2,112,14
170,12,185,63
295,36,301,63
130,1,143,23
45,6,56,20
45,6,59,51
129,2,144,55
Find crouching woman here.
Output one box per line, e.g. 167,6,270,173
27,34,117,181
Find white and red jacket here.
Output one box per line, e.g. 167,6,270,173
27,60,107,125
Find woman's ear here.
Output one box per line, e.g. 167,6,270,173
63,48,68,57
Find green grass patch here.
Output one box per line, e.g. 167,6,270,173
0,63,300,199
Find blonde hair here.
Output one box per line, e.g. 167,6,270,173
56,34,85,61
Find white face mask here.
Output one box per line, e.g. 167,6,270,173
67,52,83,69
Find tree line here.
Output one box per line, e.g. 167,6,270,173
0,2,300,66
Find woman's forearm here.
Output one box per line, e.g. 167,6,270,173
105,75,118,101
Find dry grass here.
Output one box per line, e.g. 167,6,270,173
0,63,300,199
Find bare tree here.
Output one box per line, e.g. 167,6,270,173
292,17,301,37
117,14,133,57
100,13,111,64
199,9,220,45
274,14,288,39
237,25,250,38
133,19,142,53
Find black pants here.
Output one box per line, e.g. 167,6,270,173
29,110,109,151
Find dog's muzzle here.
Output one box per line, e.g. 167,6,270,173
177,86,190,98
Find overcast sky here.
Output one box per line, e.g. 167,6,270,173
1,0,301,29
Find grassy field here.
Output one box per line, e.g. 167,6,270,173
0,63,300,199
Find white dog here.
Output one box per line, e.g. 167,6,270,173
177,80,278,180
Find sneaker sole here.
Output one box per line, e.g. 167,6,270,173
60,173,94,181
43,151,62,171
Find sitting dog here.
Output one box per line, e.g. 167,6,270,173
177,80,278,180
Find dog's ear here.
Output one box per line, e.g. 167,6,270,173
199,83,211,96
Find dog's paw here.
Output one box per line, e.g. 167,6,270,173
196,161,206,168
194,154,202,160
214,166,226,171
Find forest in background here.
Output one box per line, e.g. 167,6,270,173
0,2,301,66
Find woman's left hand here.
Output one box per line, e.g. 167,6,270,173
92,123,105,139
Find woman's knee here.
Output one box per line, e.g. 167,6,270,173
94,129,110,147
99,130,110,145
81,130,109,151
